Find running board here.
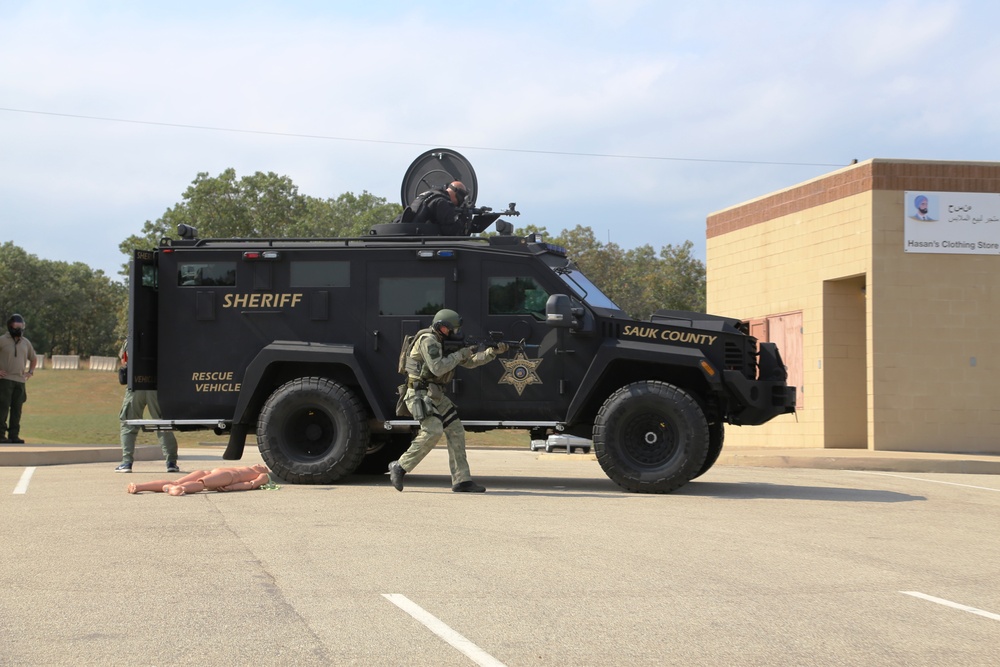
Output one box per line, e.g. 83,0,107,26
379,420,562,431
125,419,229,431
126,418,564,433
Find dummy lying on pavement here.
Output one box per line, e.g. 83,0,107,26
126,464,271,496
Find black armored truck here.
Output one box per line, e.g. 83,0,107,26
126,149,795,493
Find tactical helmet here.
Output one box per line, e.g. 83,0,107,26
447,181,468,206
432,308,462,334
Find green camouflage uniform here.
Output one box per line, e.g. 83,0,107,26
398,328,498,485
119,388,178,465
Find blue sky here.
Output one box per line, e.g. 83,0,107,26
3,0,999,280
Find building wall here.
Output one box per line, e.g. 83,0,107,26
870,189,1000,452
707,159,1000,453
707,168,872,449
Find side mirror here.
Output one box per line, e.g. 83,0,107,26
545,294,575,328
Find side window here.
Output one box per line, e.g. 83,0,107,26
488,277,549,320
141,264,157,289
291,261,350,287
380,277,445,316
178,262,236,287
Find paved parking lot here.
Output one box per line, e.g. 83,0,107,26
2,448,999,666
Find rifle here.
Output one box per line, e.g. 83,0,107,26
457,202,521,235
442,330,531,355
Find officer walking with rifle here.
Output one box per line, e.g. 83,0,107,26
389,309,508,493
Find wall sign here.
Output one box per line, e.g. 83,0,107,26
904,191,1000,254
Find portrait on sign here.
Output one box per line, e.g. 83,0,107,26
909,194,937,221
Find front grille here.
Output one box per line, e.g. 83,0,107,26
724,340,755,378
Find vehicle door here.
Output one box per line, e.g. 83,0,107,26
364,253,459,417
468,259,574,421
128,249,159,391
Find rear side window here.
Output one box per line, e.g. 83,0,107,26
380,277,444,316
178,262,236,287
290,261,350,287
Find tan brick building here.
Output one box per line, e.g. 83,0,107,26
707,159,1000,453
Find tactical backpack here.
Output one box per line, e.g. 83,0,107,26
395,328,434,417
397,328,434,375
397,333,417,374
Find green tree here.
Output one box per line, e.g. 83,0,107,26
0,241,123,356
295,191,403,238
653,240,707,314
115,169,403,335
118,169,309,267
118,170,402,272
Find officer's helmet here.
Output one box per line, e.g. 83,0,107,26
432,309,462,335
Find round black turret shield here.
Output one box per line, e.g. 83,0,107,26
400,148,478,207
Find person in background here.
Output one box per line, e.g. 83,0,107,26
0,314,37,444
115,341,179,473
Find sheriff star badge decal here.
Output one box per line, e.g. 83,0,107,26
498,351,543,395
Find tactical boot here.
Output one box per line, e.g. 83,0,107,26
452,480,486,493
388,460,406,492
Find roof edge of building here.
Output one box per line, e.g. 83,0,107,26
707,158,1000,239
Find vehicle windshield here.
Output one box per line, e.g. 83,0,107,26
555,265,621,310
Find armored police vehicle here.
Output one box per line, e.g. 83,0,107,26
126,149,795,493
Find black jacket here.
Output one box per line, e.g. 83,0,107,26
396,188,464,235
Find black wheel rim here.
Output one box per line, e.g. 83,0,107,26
281,405,336,461
618,412,680,468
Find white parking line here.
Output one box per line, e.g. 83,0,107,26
13,467,36,495
382,593,506,667
856,471,1000,492
902,591,1000,622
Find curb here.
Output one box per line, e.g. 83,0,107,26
0,444,164,467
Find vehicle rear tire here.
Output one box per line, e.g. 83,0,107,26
593,381,709,493
257,377,369,484
354,432,411,475
690,421,724,480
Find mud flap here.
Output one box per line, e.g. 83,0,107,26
222,422,250,460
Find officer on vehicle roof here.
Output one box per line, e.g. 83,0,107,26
389,308,507,493
394,181,469,235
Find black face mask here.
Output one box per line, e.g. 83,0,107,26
8,326,23,338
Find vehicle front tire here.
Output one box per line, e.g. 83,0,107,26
593,381,709,493
257,377,369,484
